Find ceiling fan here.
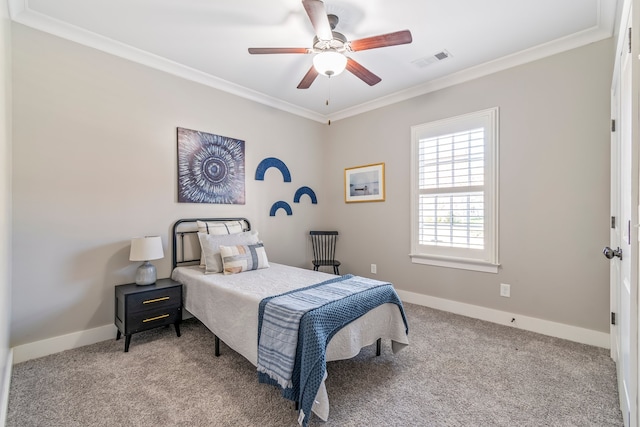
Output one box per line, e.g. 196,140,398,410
248,0,412,89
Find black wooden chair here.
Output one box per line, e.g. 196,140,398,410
310,231,341,275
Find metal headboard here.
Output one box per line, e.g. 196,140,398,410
172,218,251,269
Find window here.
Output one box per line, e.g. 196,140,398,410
410,108,499,273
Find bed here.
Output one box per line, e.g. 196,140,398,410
170,218,409,425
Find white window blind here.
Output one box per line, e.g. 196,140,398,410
419,128,484,249
410,108,499,272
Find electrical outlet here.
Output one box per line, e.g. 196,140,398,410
500,283,510,298
371,264,377,274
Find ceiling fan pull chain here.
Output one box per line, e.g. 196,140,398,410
326,75,331,106
326,77,332,125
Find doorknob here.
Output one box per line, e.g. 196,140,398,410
603,246,623,260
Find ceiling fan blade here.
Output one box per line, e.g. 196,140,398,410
346,58,382,86
297,66,319,89
248,47,311,54
348,30,413,52
302,0,333,41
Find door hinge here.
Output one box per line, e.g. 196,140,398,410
611,216,616,228
612,119,616,132
629,27,632,53
611,312,616,325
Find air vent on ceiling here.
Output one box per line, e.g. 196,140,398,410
412,50,452,68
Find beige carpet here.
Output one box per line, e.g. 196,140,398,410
7,303,622,426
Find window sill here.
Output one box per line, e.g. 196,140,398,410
410,254,499,273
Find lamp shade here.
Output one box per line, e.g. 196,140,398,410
313,51,347,77
129,236,164,261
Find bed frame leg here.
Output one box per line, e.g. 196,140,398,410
214,335,220,357
376,338,381,356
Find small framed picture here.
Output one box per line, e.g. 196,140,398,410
344,163,385,203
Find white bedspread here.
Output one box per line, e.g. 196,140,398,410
171,263,409,421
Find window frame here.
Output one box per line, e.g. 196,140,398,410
410,107,499,273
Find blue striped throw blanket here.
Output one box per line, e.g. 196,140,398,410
257,274,408,427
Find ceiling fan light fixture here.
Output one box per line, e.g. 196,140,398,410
313,51,347,77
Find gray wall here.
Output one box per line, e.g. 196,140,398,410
10,20,614,348
1,0,12,413
325,39,614,333
11,23,328,346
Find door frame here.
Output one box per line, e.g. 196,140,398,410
611,1,639,426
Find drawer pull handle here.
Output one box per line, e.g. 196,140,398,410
143,314,170,323
143,297,170,304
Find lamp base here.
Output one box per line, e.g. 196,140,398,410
135,261,157,286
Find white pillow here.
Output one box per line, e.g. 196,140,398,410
220,243,270,275
198,231,259,274
196,220,246,267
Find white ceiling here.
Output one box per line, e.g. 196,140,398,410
9,0,618,123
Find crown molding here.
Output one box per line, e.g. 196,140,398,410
9,0,616,124
331,15,614,120
9,1,327,123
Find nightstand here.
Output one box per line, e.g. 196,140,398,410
114,278,182,352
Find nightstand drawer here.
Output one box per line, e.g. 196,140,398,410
127,287,181,313
126,307,181,335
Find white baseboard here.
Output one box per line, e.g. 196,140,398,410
12,324,117,364
11,311,192,365
9,293,609,367
0,349,12,427
397,290,610,349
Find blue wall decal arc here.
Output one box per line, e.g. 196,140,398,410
270,201,293,216
293,186,318,204
255,157,292,182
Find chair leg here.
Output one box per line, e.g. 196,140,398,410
334,266,339,275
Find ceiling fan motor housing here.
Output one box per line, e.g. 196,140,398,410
313,31,347,52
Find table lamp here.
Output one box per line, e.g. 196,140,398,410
129,236,164,285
